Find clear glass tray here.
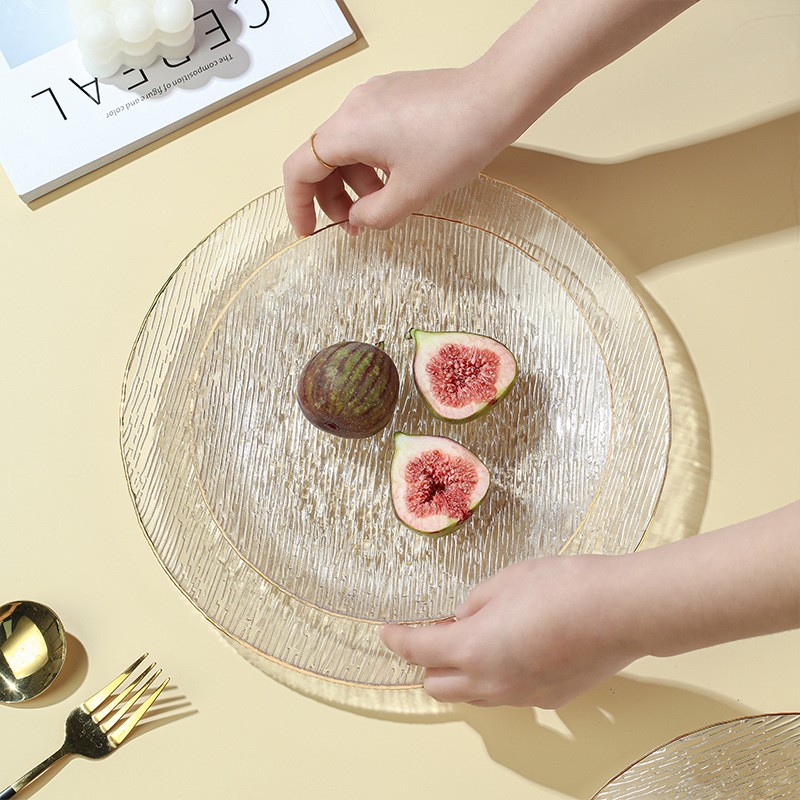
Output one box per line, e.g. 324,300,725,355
593,714,800,799
121,176,670,687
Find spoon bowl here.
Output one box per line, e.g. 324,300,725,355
0,600,67,703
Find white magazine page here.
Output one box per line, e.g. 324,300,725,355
0,0,354,201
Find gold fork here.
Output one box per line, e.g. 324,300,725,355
1,654,169,799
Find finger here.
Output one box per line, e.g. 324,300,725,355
338,163,385,199
380,619,459,669
454,580,494,620
347,173,422,230
282,138,340,236
315,163,386,231
423,668,481,704
329,164,383,235
314,171,355,226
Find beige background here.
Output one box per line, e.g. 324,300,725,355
1,1,799,798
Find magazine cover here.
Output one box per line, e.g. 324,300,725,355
0,0,355,202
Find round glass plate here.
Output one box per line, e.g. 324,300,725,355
191,215,612,623
120,175,670,687
592,714,800,799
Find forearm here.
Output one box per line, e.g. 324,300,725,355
615,502,800,659
466,0,700,148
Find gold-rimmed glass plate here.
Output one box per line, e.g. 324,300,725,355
191,214,612,623
120,175,670,687
592,714,800,799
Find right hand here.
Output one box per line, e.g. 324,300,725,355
380,555,642,709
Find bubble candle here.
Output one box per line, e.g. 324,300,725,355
69,0,195,79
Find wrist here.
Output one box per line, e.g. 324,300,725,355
592,554,657,661
610,551,677,659
462,48,560,151
608,506,800,660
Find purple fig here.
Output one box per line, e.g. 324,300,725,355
297,341,399,438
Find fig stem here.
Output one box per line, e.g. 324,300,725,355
404,327,417,341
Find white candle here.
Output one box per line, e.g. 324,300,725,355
69,0,195,79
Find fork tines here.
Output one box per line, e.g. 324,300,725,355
81,653,170,747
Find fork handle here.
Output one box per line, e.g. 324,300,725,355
1,744,71,797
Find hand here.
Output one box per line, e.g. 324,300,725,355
380,502,800,708
282,67,513,236
380,555,640,709
282,0,702,238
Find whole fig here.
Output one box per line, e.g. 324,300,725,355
297,341,399,438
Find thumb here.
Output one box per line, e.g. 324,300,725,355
380,618,460,668
348,174,420,231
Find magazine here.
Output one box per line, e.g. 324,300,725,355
0,0,355,202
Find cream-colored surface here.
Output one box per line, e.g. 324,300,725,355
1,1,798,798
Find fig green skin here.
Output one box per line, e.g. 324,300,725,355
397,510,475,539
297,341,399,438
419,384,515,424
406,328,518,423
390,431,490,537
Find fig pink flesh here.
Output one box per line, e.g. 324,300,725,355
403,449,479,522
425,344,500,408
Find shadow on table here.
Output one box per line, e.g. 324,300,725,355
484,112,799,278
629,280,711,549
254,655,750,799
456,675,750,799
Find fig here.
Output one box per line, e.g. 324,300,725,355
297,341,399,438
390,431,490,536
407,329,518,422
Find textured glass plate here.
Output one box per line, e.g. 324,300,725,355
593,714,800,799
191,216,611,622
120,176,670,686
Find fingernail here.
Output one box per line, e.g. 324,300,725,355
348,208,362,228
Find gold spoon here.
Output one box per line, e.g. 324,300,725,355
0,600,66,704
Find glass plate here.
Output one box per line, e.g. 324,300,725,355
120,175,670,686
592,714,800,799
191,215,611,623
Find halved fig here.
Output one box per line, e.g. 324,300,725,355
407,329,517,422
390,431,490,536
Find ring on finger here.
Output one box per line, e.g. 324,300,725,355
309,132,336,171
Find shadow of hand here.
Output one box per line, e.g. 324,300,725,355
458,674,750,799
485,113,799,276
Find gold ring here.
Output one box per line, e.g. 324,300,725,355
309,132,336,171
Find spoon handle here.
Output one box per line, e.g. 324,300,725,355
1,743,71,797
